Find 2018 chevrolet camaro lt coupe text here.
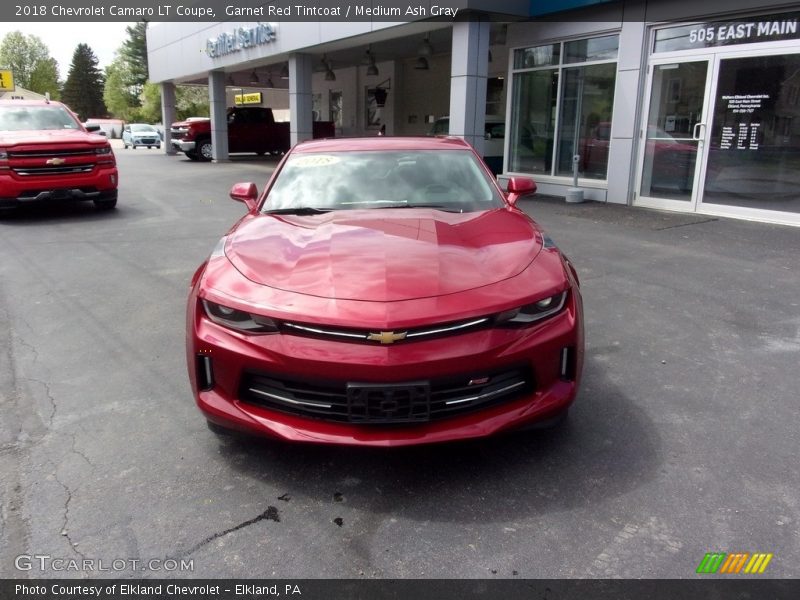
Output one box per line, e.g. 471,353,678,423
186,137,584,446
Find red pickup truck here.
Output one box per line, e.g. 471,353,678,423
170,106,335,161
0,99,118,213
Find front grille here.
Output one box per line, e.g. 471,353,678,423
239,367,534,424
280,315,492,345
13,164,94,176
8,148,96,159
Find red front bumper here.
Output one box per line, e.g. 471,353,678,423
186,286,584,447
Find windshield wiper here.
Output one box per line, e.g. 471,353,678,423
374,203,462,212
263,207,331,215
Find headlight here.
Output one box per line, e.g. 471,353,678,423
495,291,567,325
202,300,278,333
94,146,112,155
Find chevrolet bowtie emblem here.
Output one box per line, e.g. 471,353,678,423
367,330,407,344
46,157,66,165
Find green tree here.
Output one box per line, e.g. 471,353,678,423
0,31,60,95
120,21,149,93
138,82,163,123
176,86,210,120
62,44,106,120
103,56,138,120
28,57,60,99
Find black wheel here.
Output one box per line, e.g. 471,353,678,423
131,146,136,150
147,146,152,149
156,144,161,150
185,151,200,161
197,138,213,161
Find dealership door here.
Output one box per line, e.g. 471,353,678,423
635,59,713,211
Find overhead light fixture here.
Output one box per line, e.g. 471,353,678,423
366,47,379,76
414,56,429,70
279,63,289,79
249,70,259,84
417,34,433,57
321,55,336,81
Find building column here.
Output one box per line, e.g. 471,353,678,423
208,70,229,162
160,82,177,155
448,17,490,157
289,53,313,146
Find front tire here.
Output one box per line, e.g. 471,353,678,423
197,138,213,161
185,151,200,161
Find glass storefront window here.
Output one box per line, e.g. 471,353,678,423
509,35,618,179
556,63,617,178
509,70,558,174
513,44,560,69
564,35,619,63
704,53,800,214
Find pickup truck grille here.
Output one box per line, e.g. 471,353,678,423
8,148,96,158
13,165,95,176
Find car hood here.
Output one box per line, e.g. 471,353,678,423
0,129,107,146
224,209,542,302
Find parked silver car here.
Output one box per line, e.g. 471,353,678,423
122,123,161,149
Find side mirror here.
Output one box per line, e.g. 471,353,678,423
84,123,101,133
229,182,259,212
505,176,537,207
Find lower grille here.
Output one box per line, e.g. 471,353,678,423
239,367,534,424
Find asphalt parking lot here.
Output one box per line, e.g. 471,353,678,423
1,144,798,580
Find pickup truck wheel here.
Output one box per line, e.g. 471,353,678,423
197,139,213,161
185,151,200,161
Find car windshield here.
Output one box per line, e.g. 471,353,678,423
0,105,80,131
264,149,504,213
130,124,156,132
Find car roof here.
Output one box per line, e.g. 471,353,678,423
293,136,474,153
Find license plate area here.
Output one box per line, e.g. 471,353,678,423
346,381,430,424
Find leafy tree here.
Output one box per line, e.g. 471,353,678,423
61,44,106,120
0,31,60,95
176,86,210,120
138,82,163,123
103,56,138,120
28,57,60,99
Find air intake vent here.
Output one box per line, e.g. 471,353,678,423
196,354,214,391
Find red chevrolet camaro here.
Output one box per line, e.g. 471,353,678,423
186,136,584,446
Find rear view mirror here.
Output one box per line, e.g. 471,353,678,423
229,182,259,212
505,177,537,207
84,123,101,133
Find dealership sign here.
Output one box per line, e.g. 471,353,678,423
206,23,277,58
0,69,14,91
655,13,800,52
235,92,263,105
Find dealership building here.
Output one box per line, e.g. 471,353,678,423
146,0,800,226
